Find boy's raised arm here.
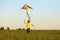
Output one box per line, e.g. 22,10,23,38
24,20,27,24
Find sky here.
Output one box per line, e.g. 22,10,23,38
0,0,60,30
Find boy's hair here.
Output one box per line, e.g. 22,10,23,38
27,20,30,23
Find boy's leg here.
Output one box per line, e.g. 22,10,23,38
27,28,30,33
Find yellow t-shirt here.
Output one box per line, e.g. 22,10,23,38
26,22,31,29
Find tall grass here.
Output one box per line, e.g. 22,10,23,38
0,30,60,40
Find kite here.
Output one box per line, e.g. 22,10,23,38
21,4,32,10
21,4,32,20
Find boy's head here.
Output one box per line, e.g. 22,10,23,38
27,20,30,23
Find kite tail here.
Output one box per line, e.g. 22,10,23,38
26,10,31,20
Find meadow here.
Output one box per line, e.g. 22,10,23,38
0,29,60,40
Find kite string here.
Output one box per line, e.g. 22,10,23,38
26,10,31,20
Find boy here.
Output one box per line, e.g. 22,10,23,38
24,20,31,33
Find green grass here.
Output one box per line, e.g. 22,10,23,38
0,30,60,40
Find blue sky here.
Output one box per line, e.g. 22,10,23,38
0,0,60,30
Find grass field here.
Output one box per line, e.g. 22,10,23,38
0,30,60,40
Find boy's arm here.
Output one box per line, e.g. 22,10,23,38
24,20,27,24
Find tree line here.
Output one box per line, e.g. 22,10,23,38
0,27,25,30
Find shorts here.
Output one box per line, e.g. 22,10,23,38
27,28,30,33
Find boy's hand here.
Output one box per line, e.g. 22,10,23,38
24,20,26,24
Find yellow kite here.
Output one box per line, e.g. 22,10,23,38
21,4,32,10
21,4,32,20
